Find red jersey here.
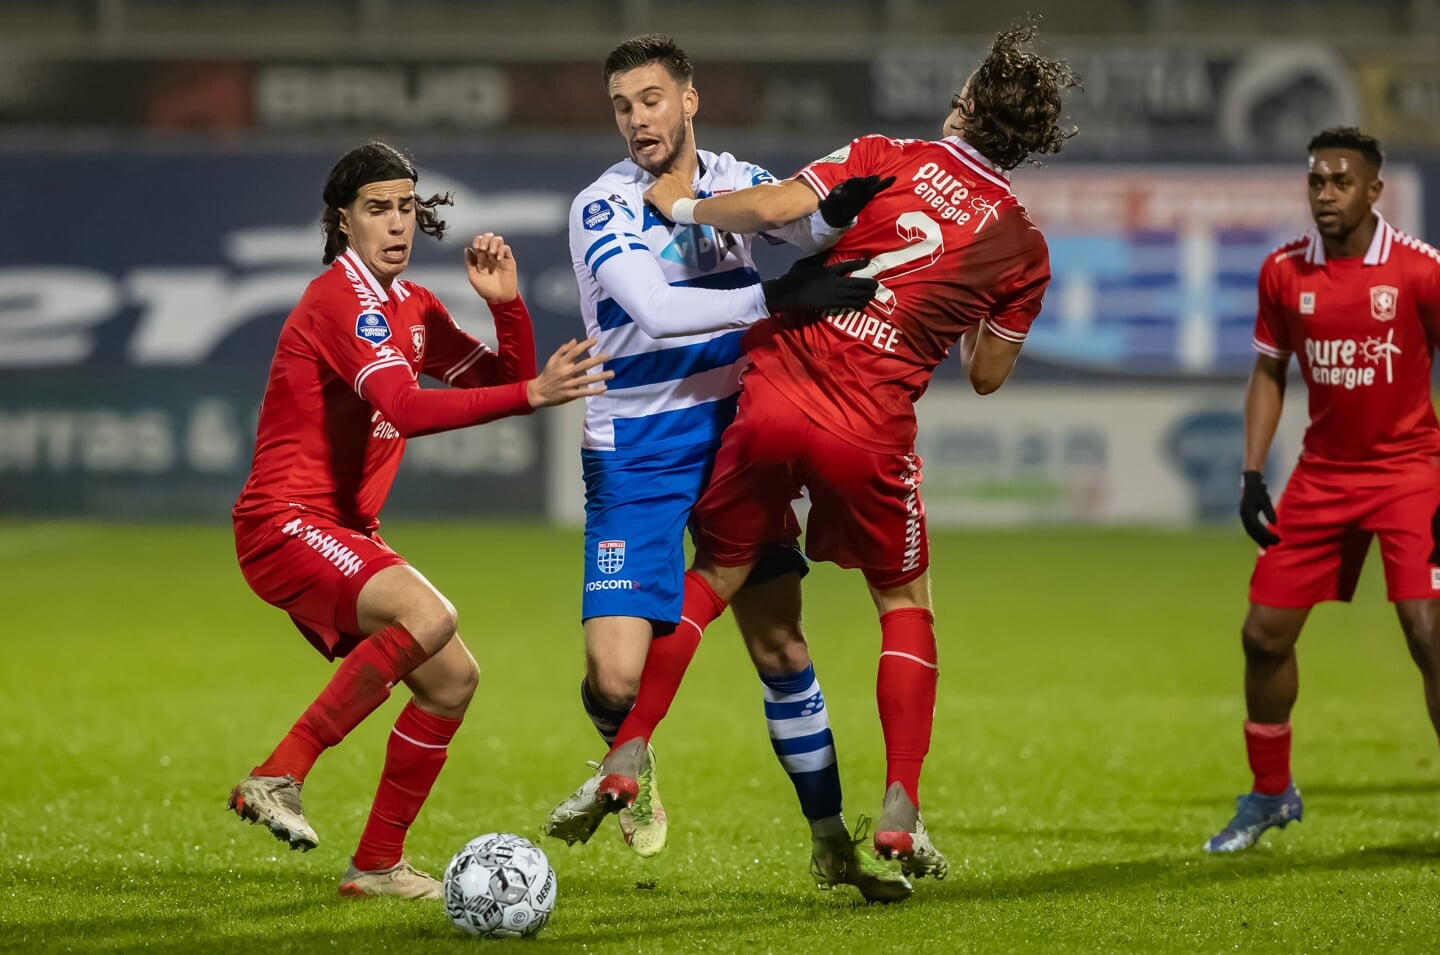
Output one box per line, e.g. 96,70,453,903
746,135,1050,452
1253,213,1440,466
233,248,536,531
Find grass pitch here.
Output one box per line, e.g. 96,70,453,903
2,522,1438,953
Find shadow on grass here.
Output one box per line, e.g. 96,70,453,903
942,837,1440,904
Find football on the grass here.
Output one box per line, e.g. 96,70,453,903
442,833,556,938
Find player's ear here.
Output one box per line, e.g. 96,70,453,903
337,207,350,237
1368,175,1384,205
683,85,698,121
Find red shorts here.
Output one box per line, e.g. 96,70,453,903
694,373,927,591
234,509,407,660
1250,458,1440,607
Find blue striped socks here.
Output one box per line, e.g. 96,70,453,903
760,664,842,822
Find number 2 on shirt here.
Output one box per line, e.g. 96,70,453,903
848,211,945,316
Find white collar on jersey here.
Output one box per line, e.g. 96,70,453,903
340,247,411,305
1304,210,1394,267
939,137,1011,192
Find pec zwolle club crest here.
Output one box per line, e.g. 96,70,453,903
1370,285,1398,322
597,539,626,575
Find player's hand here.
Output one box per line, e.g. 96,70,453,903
527,338,613,408
1239,470,1281,547
643,171,694,221
465,233,518,304
762,253,878,315
1429,503,1440,564
818,175,896,228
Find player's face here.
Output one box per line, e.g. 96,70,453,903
340,179,419,283
942,75,973,138
1307,148,1382,240
609,63,697,176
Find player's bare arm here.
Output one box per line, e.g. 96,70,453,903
465,232,519,303
647,175,819,232
528,339,613,408
964,321,1024,395
1243,354,1289,471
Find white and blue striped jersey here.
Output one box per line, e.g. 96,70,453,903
568,149,836,454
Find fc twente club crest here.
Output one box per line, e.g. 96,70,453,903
1370,285,1399,322
411,325,426,361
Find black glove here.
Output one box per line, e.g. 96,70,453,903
762,255,878,313
1239,470,1281,547
1430,503,1440,564
818,175,896,228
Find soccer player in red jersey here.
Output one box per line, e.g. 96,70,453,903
1204,127,1440,852
226,142,611,898
642,19,1077,882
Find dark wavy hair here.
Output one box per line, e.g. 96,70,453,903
957,16,1080,171
603,33,693,87
1307,126,1384,170
320,142,452,265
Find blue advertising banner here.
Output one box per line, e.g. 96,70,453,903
1,144,1435,518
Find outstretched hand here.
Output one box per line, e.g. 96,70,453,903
643,171,693,221
1239,470,1280,548
818,175,896,227
527,339,613,408
465,232,518,304
762,253,878,315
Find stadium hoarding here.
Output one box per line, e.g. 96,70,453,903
547,382,1310,528
0,39,1371,158
0,147,1432,521
0,368,546,520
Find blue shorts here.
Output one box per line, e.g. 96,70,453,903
582,440,805,632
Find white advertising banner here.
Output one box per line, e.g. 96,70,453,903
548,383,1315,528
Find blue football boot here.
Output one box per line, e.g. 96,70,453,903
1203,782,1303,853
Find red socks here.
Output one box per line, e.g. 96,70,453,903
877,608,938,808
609,571,728,755
255,623,429,781
1244,720,1292,795
353,701,462,871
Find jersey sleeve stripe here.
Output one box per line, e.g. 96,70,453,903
442,343,491,384
1252,338,1290,359
797,168,830,197
354,356,413,396
583,233,620,267
986,322,1027,344
590,245,627,275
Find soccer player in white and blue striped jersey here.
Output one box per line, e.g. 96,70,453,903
542,34,907,902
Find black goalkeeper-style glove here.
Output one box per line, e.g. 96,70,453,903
817,175,897,227
1430,503,1440,564
1239,470,1281,547
762,255,877,313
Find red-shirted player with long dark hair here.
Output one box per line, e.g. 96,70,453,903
639,18,1077,883
1205,128,1440,852
227,142,610,898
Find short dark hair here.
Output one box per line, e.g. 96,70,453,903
320,142,452,265
958,16,1080,171
1307,126,1384,170
603,33,693,87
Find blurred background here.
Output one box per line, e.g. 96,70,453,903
2,0,1437,528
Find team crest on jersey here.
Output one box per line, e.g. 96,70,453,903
1370,285,1398,322
583,199,616,230
597,539,626,575
1299,291,1316,315
355,310,392,344
410,325,425,361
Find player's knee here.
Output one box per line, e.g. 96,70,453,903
1240,617,1293,664
1399,615,1440,673
406,597,459,654
587,669,638,712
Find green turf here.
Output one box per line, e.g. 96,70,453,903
2,522,1438,953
